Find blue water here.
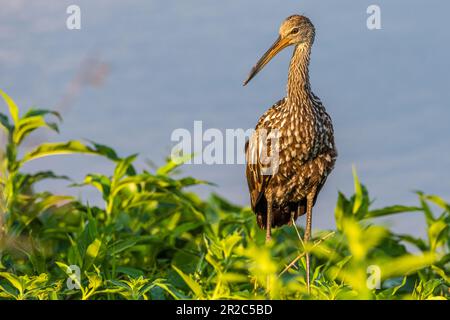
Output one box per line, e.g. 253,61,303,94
1,0,449,237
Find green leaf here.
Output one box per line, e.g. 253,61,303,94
424,195,450,213
0,89,20,125
14,116,59,144
177,177,212,188
426,296,448,300
172,265,204,298
67,236,84,268
157,154,193,176
0,284,17,299
109,239,138,256
352,166,363,214
0,272,23,293
21,194,74,228
23,108,61,121
343,220,388,261
428,219,448,251
431,266,450,283
17,171,70,191
398,234,429,251
335,192,349,231
55,261,71,274
34,194,73,212
113,154,137,181
116,267,145,278
86,140,120,161
366,205,422,219
110,176,145,197
379,252,437,280
377,276,407,299
21,141,101,164
417,191,436,225
85,238,102,270
0,112,11,133
171,221,203,239
83,174,111,199
221,232,242,259
87,273,102,291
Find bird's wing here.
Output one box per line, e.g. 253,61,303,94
245,98,285,213
245,134,271,212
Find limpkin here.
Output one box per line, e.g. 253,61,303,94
243,15,337,290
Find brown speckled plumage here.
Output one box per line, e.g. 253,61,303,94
244,15,337,290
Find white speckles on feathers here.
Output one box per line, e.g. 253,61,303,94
245,27,338,228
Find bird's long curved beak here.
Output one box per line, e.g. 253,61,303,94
243,36,290,86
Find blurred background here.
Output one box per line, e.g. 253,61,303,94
0,0,449,236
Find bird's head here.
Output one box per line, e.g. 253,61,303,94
243,15,315,86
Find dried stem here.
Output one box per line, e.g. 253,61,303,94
279,231,335,277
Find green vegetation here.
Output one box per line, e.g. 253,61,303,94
0,89,448,300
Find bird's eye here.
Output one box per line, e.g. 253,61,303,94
290,27,300,35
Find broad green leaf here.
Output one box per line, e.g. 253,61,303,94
0,286,16,299
426,296,447,300
113,154,137,182
0,89,19,125
424,195,450,212
116,267,144,278
0,112,11,133
86,140,120,161
17,194,73,229
109,239,137,256
67,236,84,268
378,252,437,280
171,221,203,239
151,281,185,300
84,174,111,199
428,220,448,251
343,219,388,261
431,266,450,283
21,141,100,164
335,192,349,231
205,254,221,271
172,265,204,298
85,238,102,271
221,273,248,283
0,272,23,293
156,154,193,175
14,116,59,144
87,273,102,291
23,108,61,121
55,261,71,274
366,205,422,219
34,194,73,212
110,279,131,289
398,234,429,251
352,167,363,214
17,171,70,191
391,276,407,295
177,177,212,187
110,176,144,197
417,191,436,225
221,232,242,259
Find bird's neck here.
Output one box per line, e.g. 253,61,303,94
286,43,312,103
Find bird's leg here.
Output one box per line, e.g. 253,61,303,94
266,195,273,242
265,195,273,294
304,190,316,294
